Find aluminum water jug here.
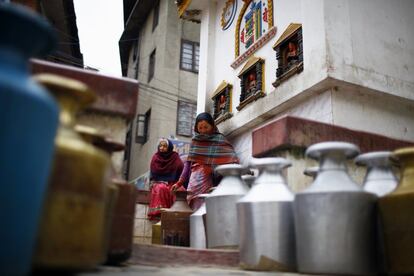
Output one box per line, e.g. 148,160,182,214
294,142,377,275
238,158,295,271
205,164,249,249
355,151,398,197
190,194,209,249
0,4,57,276
379,147,414,274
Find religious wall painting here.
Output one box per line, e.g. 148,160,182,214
221,0,238,30
272,23,303,87
232,0,275,69
211,81,233,124
236,56,265,111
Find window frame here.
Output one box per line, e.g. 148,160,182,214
148,49,156,82
135,109,151,144
180,39,199,73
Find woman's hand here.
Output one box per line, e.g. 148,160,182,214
170,179,183,193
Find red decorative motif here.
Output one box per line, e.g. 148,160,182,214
263,7,268,22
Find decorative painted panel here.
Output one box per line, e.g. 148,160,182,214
232,0,275,69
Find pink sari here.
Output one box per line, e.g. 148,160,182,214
186,163,214,210
147,181,174,221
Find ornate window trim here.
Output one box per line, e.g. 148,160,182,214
272,23,303,88
232,0,275,69
236,56,265,111
211,81,233,124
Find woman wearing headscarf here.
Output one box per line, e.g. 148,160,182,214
171,112,239,210
148,138,184,221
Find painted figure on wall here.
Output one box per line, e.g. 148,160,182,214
286,41,298,66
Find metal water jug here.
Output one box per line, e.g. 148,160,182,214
205,164,249,249
355,151,398,197
238,158,295,271
294,142,377,275
190,194,209,249
33,74,110,270
161,190,193,246
379,147,414,274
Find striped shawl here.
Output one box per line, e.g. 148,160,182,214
187,133,239,165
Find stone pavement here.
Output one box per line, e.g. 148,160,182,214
79,264,303,276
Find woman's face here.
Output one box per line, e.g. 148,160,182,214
158,141,168,152
197,120,214,135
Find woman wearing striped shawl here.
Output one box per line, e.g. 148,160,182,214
171,112,239,210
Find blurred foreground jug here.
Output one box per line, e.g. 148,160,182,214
238,158,295,271
356,151,398,274
355,151,398,197
206,164,249,249
33,74,110,270
379,147,414,274
79,128,137,264
294,142,377,275
0,4,58,276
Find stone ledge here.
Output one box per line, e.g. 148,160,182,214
252,116,414,157
30,59,138,120
130,243,239,268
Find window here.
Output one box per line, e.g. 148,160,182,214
176,100,197,137
148,49,156,82
236,56,265,111
152,0,159,31
133,39,139,79
211,81,233,124
136,109,151,144
123,123,132,179
272,23,303,88
180,40,199,73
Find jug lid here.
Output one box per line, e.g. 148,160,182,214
215,164,248,176
249,157,291,171
304,166,319,177
306,141,360,160
355,151,395,167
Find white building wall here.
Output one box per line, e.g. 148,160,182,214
195,0,414,159
325,0,414,101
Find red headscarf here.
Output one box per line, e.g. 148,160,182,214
150,139,184,182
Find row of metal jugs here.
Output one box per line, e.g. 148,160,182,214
190,141,413,275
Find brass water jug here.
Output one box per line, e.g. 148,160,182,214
76,125,137,264
379,147,414,274
161,190,193,246
33,74,110,270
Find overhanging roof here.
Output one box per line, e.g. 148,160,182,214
273,23,302,49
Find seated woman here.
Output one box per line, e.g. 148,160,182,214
147,138,184,221
171,112,239,210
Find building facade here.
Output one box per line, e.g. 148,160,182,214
11,0,84,68
120,0,200,182
177,0,414,190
